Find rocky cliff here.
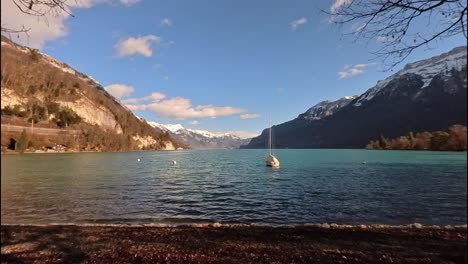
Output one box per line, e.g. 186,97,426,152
1,36,180,151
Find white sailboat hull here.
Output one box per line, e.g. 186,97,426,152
266,154,280,167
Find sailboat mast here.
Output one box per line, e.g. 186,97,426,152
269,116,272,155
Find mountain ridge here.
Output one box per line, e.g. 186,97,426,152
1,36,182,152
147,121,251,149
242,46,467,149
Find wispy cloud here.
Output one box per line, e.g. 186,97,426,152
376,35,393,43
161,18,172,26
0,0,142,49
0,0,96,49
290,17,307,31
338,63,374,79
115,35,160,57
104,84,134,99
124,92,244,120
188,120,200,125
240,114,261,119
119,0,140,7
142,92,166,102
330,0,351,14
121,92,165,104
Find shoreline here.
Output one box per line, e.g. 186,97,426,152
2,224,466,263
2,148,466,155
2,223,467,229
0,148,184,155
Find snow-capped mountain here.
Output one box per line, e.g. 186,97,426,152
243,46,467,149
302,96,358,121
147,121,252,149
353,46,467,107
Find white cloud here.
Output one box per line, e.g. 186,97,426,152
290,17,307,31
115,35,160,57
188,120,200,125
1,0,85,49
142,92,166,102
338,63,374,79
163,76,169,80
148,97,244,119
119,0,140,6
376,36,393,43
161,18,172,26
122,92,165,104
330,0,351,14
124,92,244,119
104,84,134,99
240,114,260,119
0,0,141,49
351,22,365,32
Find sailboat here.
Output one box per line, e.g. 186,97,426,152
265,118,280,167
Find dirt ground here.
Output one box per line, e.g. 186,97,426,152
1,225,466,263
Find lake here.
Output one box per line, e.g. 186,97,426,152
1,149,466,225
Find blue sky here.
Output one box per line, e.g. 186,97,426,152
2,0,466,138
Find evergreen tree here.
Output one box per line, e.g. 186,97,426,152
378,134,388,149
408,131,415,148
16,129,29,153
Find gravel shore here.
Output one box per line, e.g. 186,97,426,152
1,225,466,263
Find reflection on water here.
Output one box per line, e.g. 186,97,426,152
1,149,467,225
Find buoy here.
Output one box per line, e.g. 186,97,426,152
172,160,177,165
137,158,140,162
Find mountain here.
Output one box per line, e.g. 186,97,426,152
300,96,358,121
242,46,467,149
147,121,251,149
1,36,181,151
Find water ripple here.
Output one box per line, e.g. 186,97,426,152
1,149,466,225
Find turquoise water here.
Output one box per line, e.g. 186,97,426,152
1,149,466,225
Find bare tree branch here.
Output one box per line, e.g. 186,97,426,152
324,0,467,70
1,0,76,35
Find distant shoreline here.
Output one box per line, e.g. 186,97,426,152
1,148,467,155
0,149,184,155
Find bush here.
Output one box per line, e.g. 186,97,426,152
1,106,14,116
16,129,29,153
46,101,60,115
53,107,82,128
367,126,467,151
29,48,40,62
0,105,27,117
431,131,450,150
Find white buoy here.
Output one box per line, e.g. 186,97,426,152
172,160,177,165
137,158,140,162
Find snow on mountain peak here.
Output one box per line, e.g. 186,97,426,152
353,46,467,107
304,95,357,121
145,120,250,149
147,122,185,133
